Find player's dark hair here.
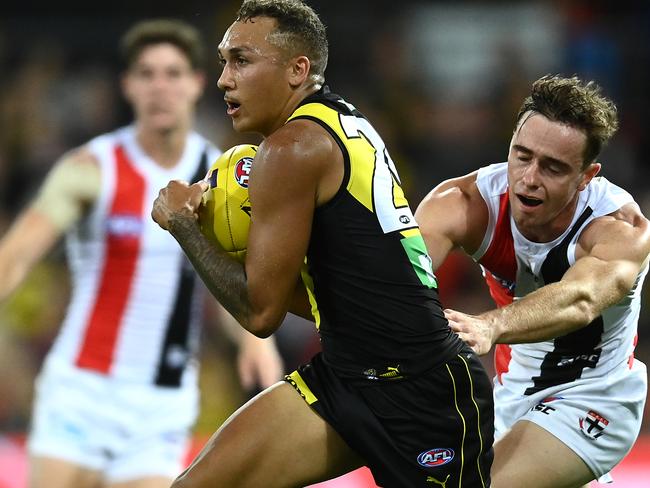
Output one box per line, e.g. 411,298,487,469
120,19,205,71
516,75,619,167
237,0,328,86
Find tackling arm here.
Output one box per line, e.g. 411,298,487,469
456,205,650,346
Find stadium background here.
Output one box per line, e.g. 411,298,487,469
1,1,648,486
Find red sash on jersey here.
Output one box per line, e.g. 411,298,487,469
75,145,145,373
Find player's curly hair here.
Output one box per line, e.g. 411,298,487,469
237,0,328,87
120,19,205,71
516,75,619,166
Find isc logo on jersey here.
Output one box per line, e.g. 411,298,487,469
417,448,455,467
107,214,143,237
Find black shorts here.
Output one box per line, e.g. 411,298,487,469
285,349,494,488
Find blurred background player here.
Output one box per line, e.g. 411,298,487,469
415,74,649,488
0,18,282,488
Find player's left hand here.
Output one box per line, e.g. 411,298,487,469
445,308,495,355
152,179,208,230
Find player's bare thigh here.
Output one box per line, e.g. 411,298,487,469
109,476,174,488
491,420,592,488
172,381,364,488
28,456,103,488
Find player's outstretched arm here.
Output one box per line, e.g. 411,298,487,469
449,203,650,350
0,149,99,303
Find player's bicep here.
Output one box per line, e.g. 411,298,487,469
245,143,317,325
565,219,650,306
415,176,482,271
415,198,456,272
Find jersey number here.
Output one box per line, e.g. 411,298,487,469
340,110,436,289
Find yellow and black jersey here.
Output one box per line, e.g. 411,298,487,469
288,87,463,379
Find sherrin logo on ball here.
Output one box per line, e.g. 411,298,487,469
198,144,258,263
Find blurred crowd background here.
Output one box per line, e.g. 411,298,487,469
1,0,649,455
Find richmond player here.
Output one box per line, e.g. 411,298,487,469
152,1,494,487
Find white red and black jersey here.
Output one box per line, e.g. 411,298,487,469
46,125,220,387
472,163,647,395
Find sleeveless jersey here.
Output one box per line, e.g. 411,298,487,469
287,88,462,378
472,162,647,395
46,125,219,387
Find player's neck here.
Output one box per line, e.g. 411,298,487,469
135,124,189,169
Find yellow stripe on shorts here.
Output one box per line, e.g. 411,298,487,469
285,371,318,405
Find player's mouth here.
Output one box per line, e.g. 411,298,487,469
225,99,241,116
516,194,543,208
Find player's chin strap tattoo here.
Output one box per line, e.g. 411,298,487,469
168,214,252,331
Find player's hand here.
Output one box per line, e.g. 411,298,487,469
152,179,208,230
445,308,495,355
237,333,284,392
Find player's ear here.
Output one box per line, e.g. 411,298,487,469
120,71,134,103
578,162,601,191
288,55,310,88
189,70,206,102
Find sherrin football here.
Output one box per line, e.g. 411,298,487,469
198,144,257,262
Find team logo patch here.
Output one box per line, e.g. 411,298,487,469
417,448,454,467
579,410,609,440
234,157,253,188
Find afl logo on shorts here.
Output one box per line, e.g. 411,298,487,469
234,157,253,188
417,448,454,467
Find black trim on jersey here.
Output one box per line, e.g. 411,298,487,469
190,147,210,183
289,114,351,214
540,206,593,284
297,85,362,118
154,148,208,387
524,206,604,395
155,260,196,387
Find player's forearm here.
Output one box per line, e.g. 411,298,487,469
484,281,601,344
0,210,60,304
0,255,28,304
168,215,256,334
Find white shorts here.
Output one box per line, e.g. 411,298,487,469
494,359,647,482
27,359,199,483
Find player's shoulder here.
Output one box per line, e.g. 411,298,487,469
57,145,99,171
420,169,482,212
588,201,649,235
261,118,338,170
582,177,646,236
580,200,650,259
